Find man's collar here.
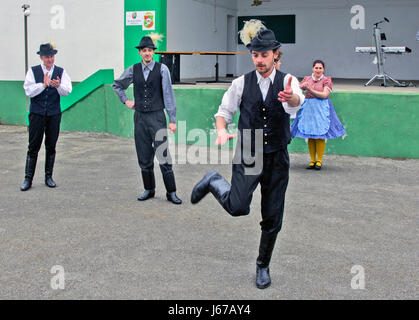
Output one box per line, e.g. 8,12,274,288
256,67,276,84
142,60,155,70
311,73,324,81
41,64,54,72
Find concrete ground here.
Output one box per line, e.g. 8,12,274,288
0,124,417,300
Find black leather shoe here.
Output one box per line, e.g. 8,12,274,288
137,189,155,201
166,192,182,204
191,170,218,204
45,176,56,188
256,265,271,289
314,161,322,170
306,162,316,170
20,179,32,191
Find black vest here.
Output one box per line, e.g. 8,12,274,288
133,62,165,112
238,70,290,154
30,65,63,116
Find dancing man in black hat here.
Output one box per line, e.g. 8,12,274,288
191,20,304,288
113,34,182,205
21,42,72,191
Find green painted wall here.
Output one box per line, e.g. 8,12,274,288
1,81,418,159
124,0,167,69
0,81,27,125
61,69,114,112
174,87,239,149
170,88,419,159
60,84,134,137
0,70,113,127
289,92,419,159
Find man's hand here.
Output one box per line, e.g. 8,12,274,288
168,123,177,133
50,76,61,88
215,128,236,145
43,73,51,88
125,100,135,110
278,77,293,102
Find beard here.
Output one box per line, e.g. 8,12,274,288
256,64,273,75
142,57,152,64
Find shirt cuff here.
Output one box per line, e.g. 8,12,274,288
28,83,46,97
214,111,233,124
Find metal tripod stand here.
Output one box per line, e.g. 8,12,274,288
364,21,403,87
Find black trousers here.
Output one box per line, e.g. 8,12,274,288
221,149,290,235
27,113,61,158
134,110,175,191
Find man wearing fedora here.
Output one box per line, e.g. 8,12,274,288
21,42,72,191
113,35,181,205
191,21,304,289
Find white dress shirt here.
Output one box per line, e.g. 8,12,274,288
23,64,72,98
214,68,304,123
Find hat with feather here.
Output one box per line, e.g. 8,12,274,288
239,19,281,52
135,33,164,50
37,42,58,56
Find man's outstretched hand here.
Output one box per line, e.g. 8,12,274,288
216,128,236,145
278,76,293,102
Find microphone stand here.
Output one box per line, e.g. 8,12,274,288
364,18,403,87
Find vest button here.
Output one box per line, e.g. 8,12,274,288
264,133,267,136
264,124,267,128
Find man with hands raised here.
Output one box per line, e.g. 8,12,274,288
191,20,304,289
21,42,72,191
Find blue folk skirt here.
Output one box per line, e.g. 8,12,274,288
291,98,346,139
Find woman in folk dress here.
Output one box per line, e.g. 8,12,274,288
291,60,346,170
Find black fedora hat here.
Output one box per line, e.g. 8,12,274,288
247,29,281,52
135,36,156,50
37,43,58,56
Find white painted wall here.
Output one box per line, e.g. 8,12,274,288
0,0,124,81
1,0,417,81
166,0,419,80
166,0,238,79
236,0,419,80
